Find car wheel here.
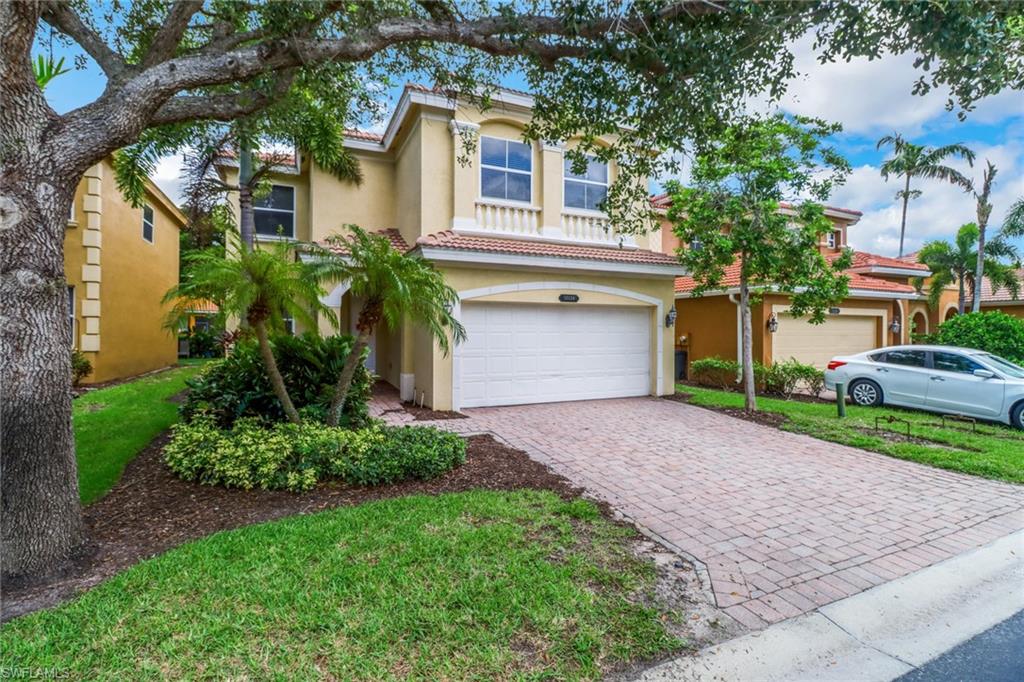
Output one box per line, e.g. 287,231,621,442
1011,402,1024,430
848,379,883,407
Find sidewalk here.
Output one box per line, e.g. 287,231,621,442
632,530,1024,681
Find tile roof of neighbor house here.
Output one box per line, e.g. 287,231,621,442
979,268,1024,303
841,250,930,272
319,228,411,255
343,129,384,142
648,193,863,217
674,256,919,295
416,231,681,266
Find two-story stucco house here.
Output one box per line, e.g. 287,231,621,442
66,158,185,382
223,84,684,410
652,194,937,373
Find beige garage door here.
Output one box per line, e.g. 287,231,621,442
772,314,878,368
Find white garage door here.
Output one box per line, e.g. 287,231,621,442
772,314,878,369
459,303,651,408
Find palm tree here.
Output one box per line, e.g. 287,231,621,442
323,226,466,427
1003,197,1024,240
969,161,997,312
166,233,338,424
915,223,1020,314
877,133,975,257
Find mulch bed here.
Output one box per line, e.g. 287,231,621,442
2,433,584,622
401,403,468,421
663,392,788,429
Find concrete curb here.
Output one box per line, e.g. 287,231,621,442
632,529,1024,681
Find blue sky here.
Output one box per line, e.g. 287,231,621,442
44,34,1022,258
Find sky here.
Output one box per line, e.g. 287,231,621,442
43,31,1023,259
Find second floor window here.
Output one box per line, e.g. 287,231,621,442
827,231,839,248
142,205,154,243
480,136,532,203
254,185,296,238
564,155,608,212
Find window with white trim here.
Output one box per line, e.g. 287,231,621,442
69,197,76,223
254,185,296,238
826,230,838,248
67,286,76,347
564,155,608,212
282,316,295,335
142,205,154,243
480,136,532,203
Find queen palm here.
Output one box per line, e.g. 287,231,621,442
915,223,1020,314
166,234,338,424
877,133,975,257
324,226,466,427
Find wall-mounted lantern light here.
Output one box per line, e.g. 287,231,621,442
767,313,779,333
665,307,677,328
889,318,901,335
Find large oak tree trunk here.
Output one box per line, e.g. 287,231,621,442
1,2,86,579
1,166,85,579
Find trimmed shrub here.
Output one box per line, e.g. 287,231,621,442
71,349,92,386
690,355,824,398
181,332,372,427
927,311,1024,364
759,358,825,399
690,357,740,389
163,418,466,492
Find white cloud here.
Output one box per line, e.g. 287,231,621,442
151,153,187,206
754,37,1023,137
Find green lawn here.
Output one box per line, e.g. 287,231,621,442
75,363,206,503
1,491,681,680
678,384,1024,484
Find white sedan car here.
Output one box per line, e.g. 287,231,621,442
824,345,1024,429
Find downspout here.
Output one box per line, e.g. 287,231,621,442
728,293,742,384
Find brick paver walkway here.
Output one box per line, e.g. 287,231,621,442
372,392,1024,628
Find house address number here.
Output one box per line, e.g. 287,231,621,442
559,294,580,303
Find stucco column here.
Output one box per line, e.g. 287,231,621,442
540,140,564,238
79,163,103,352
449,120,479,230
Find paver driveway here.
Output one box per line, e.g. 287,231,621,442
375,393,1024,628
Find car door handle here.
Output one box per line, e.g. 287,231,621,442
930,376,944,381
876,367,889,373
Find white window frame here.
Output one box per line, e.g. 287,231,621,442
142,204,155,243
563,153,609,214
282,316,295,335
68,197,77,224
68,286,76,348
254,183,297,239
479,136,532,204
826,231,837,249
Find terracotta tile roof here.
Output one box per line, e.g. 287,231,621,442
839,250,929,272
979,269,1024,303
344,129,384,142
217,149,298,166
674,258,917,295
416,231,680,266
649,193,863,217
320,229,411,255
185,299,219,314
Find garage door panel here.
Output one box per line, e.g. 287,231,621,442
772,314,878,369
459,302,651,408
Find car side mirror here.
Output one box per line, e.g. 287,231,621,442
973,369,995,379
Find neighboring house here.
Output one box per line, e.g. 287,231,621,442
651,194,934,372
65,158,185,383
977,268,1024,318
218,84,683,410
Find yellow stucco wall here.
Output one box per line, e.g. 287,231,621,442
64,158,182,383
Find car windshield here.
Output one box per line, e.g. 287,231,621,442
977,353,1024,379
